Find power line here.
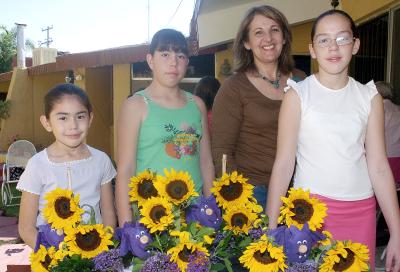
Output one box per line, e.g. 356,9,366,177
166,0,184,26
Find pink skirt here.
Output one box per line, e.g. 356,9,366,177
311,194,376,270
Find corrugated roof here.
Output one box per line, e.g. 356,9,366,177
28,43,149,76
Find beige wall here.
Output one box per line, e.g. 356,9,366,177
85,66,113,156
0,81,10,93
112,64,131,159
31,72,66,150
0,69,34,151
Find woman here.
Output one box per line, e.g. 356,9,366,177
375,81,400,183
211,5,306,209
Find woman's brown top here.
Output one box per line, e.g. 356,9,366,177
211,72,282,186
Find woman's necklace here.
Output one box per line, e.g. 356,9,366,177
258,70,281,89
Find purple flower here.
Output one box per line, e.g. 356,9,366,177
185,195,222,229
248,227,265,240
93,248,124,272
140,252,179,272
286,260,318,272
115,222,153,259
34,224,64,252
187,251,210,272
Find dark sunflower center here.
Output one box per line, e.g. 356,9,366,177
76,229,102,251
219,181,243,201
138,179,158,199
150,205,167,222
55,197,74,219
254,250,277,265
41,254,52,269
231,213,248,228
178,246,192,263
290,199,314,224
166,180,188,200
333,249,355,271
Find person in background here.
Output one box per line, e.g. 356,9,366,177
376,81,400,184
266,10,400,270
211,5,306,209
194,76,220,131
115,29,214,227
18,83,116,249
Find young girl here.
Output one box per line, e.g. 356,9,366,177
115,29,214,226
18,83,116,249
266,10,400,271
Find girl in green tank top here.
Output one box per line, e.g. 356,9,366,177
115,29,215,226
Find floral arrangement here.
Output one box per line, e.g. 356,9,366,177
31,169,371,272
120,169,371,272
30,188,120,272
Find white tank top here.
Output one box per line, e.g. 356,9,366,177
286,75,377,200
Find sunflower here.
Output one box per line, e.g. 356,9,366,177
319,230,333,246
239,235,287,272
168,231,209,271
210,171,254,209
30,245,58,272
43,188,84,230
278,187,327,231
129,169,159,205
155,168,198,205
319,240,369,272
140,196,174,233
64,224,113,259
223,203,259,234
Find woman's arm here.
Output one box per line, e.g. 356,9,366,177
115,96,144,226
100,181,116,229
18,191,39,248
211,79,242,176
266,89,301,228
194,96,215,197
365,94,400,272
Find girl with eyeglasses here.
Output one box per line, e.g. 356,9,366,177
266,9,400,271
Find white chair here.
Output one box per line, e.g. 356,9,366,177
1,140,36,206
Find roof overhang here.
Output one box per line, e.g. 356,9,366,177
195,0,333,49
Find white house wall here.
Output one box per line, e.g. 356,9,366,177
198,0,333,48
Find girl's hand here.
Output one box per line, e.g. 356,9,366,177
386,235,400,272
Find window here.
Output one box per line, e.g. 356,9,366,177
351,13,388,84
391,8,400,104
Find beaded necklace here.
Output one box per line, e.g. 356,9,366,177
258,70,281,89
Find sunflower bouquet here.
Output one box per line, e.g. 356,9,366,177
30,188,118,272
267,187,370,272
123,168,214,272
124,169,270,272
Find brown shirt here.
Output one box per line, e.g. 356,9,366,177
211,72,281,186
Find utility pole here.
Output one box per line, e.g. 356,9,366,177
40,25,53,47
147,0,150,43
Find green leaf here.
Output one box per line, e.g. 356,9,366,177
210,262,226,271
238,236,252,248
196,227,215,238
223,258,233,272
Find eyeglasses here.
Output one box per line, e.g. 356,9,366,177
314,34,355,48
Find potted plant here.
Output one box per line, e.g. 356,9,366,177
0,100,11,120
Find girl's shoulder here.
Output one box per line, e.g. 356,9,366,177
348,77,378,100
25,149,49,167
86,145,112,161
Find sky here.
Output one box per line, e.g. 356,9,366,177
2,0,196,54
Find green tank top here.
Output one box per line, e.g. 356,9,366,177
135,90,203,192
